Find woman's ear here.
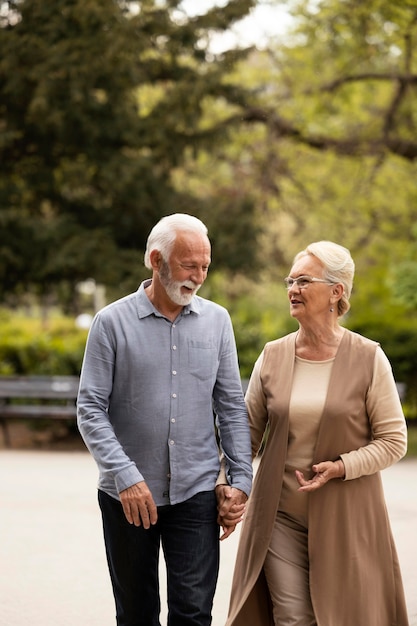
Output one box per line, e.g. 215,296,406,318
330,283,344,310
332,283,344,299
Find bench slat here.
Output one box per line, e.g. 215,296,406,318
0,405,77,419
0,376,79,399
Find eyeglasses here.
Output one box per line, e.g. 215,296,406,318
284,275,334,290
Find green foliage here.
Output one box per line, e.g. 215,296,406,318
1,0,417,415
0,310,87,375
406,425,417,457
0,0,258,302
172,0,417,407
347,289,417,420
390,258,417,311
204,271,298,377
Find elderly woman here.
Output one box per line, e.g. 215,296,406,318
225,241,409,626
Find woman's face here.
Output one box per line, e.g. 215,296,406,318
286,254,335,322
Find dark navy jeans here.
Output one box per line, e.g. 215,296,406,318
98,489,220,626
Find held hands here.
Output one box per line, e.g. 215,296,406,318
215,485,248,541
119,481,158,528
295,459,345,493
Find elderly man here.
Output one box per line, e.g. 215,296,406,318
77,213,252,626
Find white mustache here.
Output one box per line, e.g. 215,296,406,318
182,281,200,290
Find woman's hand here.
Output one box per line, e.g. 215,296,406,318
295,459,345,492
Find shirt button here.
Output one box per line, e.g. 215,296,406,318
172,393,177,398
169,440,175,446
171,418,176,423
172,345,177,350
172,370,177,375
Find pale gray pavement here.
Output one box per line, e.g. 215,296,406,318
0,450,416,626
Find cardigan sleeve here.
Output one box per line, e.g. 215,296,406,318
340,346,408,480
245,351,271,459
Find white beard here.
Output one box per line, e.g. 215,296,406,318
160,261,201,306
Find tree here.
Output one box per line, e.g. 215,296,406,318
167,0,417,398
208,0,417,278
238,0,417,160
0,0,258,302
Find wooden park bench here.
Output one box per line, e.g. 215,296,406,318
0,375,79,448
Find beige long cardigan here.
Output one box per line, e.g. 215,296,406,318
226,330,409,626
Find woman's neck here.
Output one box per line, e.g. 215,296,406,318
295,325,345,361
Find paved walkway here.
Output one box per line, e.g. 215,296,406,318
0,450,416,625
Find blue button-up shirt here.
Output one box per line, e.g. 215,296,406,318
77,280,252,506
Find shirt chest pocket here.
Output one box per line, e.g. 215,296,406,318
188,341,217,381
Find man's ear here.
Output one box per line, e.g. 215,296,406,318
149,249,162,271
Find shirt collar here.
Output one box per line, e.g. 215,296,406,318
136,279,201,319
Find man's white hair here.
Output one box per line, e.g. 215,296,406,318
144,213,208,270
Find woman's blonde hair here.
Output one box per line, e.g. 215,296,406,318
294,241,355,317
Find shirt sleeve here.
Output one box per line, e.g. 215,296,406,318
213,313,253,497
340,346,408,480
77,313,143,494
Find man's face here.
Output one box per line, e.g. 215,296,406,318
159,232,211,306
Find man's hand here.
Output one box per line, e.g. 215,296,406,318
119,481,158,528
295,459,345,493
215,485,247,541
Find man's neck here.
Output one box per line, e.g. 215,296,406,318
145,280,183,322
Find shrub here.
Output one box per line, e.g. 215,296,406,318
0,310,88,376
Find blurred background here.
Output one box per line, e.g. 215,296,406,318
0,0,416,448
